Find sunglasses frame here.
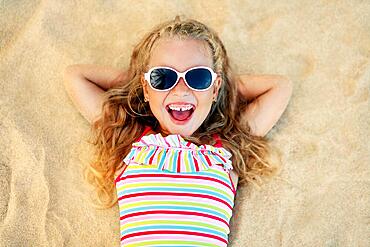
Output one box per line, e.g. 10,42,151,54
144,66,218,92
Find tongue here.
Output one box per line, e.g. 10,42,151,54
170,109,192,121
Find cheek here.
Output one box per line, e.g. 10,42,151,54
147,88,162,102
201,90,214,102
196,92,214,110
147,91,167,114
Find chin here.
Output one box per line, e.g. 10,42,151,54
165,125,196,137
178,130,195,137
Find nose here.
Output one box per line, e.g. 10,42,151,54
171,76,191,95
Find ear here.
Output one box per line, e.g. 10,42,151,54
212,75,222,99
141,75,149,100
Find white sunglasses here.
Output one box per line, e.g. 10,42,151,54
144,66,218,92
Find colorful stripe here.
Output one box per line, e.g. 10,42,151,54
124,133,233,173
115,133,235,247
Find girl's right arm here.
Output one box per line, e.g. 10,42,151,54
63,64,128,124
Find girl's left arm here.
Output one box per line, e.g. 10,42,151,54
237,74,293,137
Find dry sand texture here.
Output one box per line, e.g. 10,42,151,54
0,0,369,246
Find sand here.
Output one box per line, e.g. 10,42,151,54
0,0,369,246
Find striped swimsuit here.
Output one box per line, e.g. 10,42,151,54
114,127,237,246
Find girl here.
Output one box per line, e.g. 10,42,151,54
64,16,292,247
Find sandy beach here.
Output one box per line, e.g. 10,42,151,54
0,1,369,246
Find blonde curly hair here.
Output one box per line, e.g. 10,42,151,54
84,15,282,209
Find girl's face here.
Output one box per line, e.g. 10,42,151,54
141,37,222,136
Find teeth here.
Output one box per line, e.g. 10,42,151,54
168,104,193,111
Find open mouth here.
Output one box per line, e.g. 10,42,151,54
166,103,195,122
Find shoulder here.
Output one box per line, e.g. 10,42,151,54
114,168,123,180
230,170,239,187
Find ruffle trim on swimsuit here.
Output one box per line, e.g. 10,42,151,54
123,133,233,173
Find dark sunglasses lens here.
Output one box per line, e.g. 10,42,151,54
185,68,213,90
150,68,177,90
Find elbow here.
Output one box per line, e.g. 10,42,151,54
276,75,292,87
63,65,74,83
280,76,293,87
63,65,83,88
63,64,82,80
276,76,293,98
